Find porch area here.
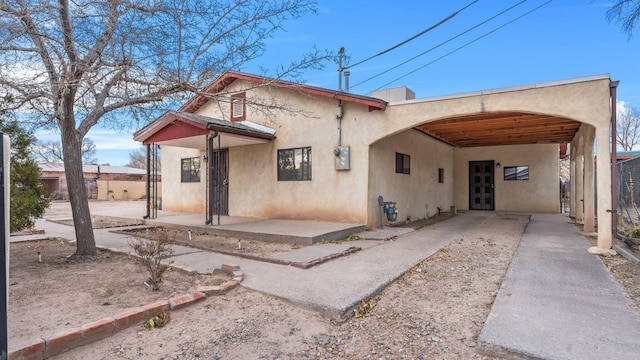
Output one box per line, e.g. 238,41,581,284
67,200,365,245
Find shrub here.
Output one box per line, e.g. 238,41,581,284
128,229,174,291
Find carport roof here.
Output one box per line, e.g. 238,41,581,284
416,111,582,147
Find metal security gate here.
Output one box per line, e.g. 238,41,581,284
469,160,495,210
212,149,229,216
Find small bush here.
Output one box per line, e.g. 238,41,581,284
48,190,67,200
129,229,174,291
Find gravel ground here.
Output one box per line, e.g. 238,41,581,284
14,203,639,360
53,214,530,359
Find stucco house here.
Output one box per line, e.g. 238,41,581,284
134,71,616,249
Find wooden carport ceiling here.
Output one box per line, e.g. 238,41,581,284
415,112,581,147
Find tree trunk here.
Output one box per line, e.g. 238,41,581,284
59,113,98,260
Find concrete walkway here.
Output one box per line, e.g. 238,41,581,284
478,213,640,360
14,207,640,359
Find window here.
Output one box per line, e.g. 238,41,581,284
278,147,312,181
395,152,410,174
181,157,201,183
504,166,529,180
230,92,246,121
438,168,445,183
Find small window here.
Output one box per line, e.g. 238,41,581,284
181,157,201,183
395,152,410,174
504,166,529,180
231,92,246,121
438,168,444,183
278,147,312,181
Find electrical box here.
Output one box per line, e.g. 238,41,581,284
334,146,350,170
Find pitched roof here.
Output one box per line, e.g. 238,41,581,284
133,110,276,144
179,70,388,114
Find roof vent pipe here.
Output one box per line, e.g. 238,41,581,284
344,71,350,93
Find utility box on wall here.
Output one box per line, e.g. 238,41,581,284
334,146,350,170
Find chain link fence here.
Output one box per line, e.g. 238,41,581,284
617,157,640,230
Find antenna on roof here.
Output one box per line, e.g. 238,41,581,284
337,46,345,92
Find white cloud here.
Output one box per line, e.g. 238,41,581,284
86,129,141,150
617,100,629,117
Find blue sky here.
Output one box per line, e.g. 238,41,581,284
41,0,639,165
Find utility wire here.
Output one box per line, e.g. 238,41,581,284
351,0,528,89
372,0,553,92
344,0,479,70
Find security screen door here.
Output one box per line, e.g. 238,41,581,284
469,160,495,210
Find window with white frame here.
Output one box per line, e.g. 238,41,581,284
231,92,246,121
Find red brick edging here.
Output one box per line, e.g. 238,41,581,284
8,263,243,360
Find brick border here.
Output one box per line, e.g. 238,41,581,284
8,263,243,360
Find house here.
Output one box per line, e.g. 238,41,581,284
39,163,157,200
134,71,616,249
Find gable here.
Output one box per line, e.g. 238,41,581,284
144,118,208,144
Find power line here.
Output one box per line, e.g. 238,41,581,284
351,0,528,90
372,0,553,92
344,0,479,70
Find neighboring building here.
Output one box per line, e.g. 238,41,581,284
134,71,616,248
39,163,155,200
616,150,640,162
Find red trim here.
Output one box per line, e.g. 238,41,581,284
180,71,387,114
230,92,246,122
144,118,208,144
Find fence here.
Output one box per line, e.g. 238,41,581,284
617,157,640,229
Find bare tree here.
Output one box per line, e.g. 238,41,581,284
36,138,98,164
127,146,160,170
607,0,640,37
0,0,331,260
617,106,640,151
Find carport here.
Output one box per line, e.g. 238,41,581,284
367,74,615,249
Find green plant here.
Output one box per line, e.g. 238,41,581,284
628,228,640,239
128,230,174,291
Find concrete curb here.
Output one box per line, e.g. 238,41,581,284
8,263,243,360
613,243,640,265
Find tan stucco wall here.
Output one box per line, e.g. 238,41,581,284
96,180,159,201
453,144,559,212
369,77,612,142
161,146,206,213
368,130,454,228
166,80,377,223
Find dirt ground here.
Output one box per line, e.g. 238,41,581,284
119,226,298,258
8,239,231,345
8,209,640,359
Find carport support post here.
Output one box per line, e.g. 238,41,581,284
575,147,585,224
595,125,613,249
583,127,596,233
569,140,577,220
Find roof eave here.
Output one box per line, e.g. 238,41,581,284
180,70,387,114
